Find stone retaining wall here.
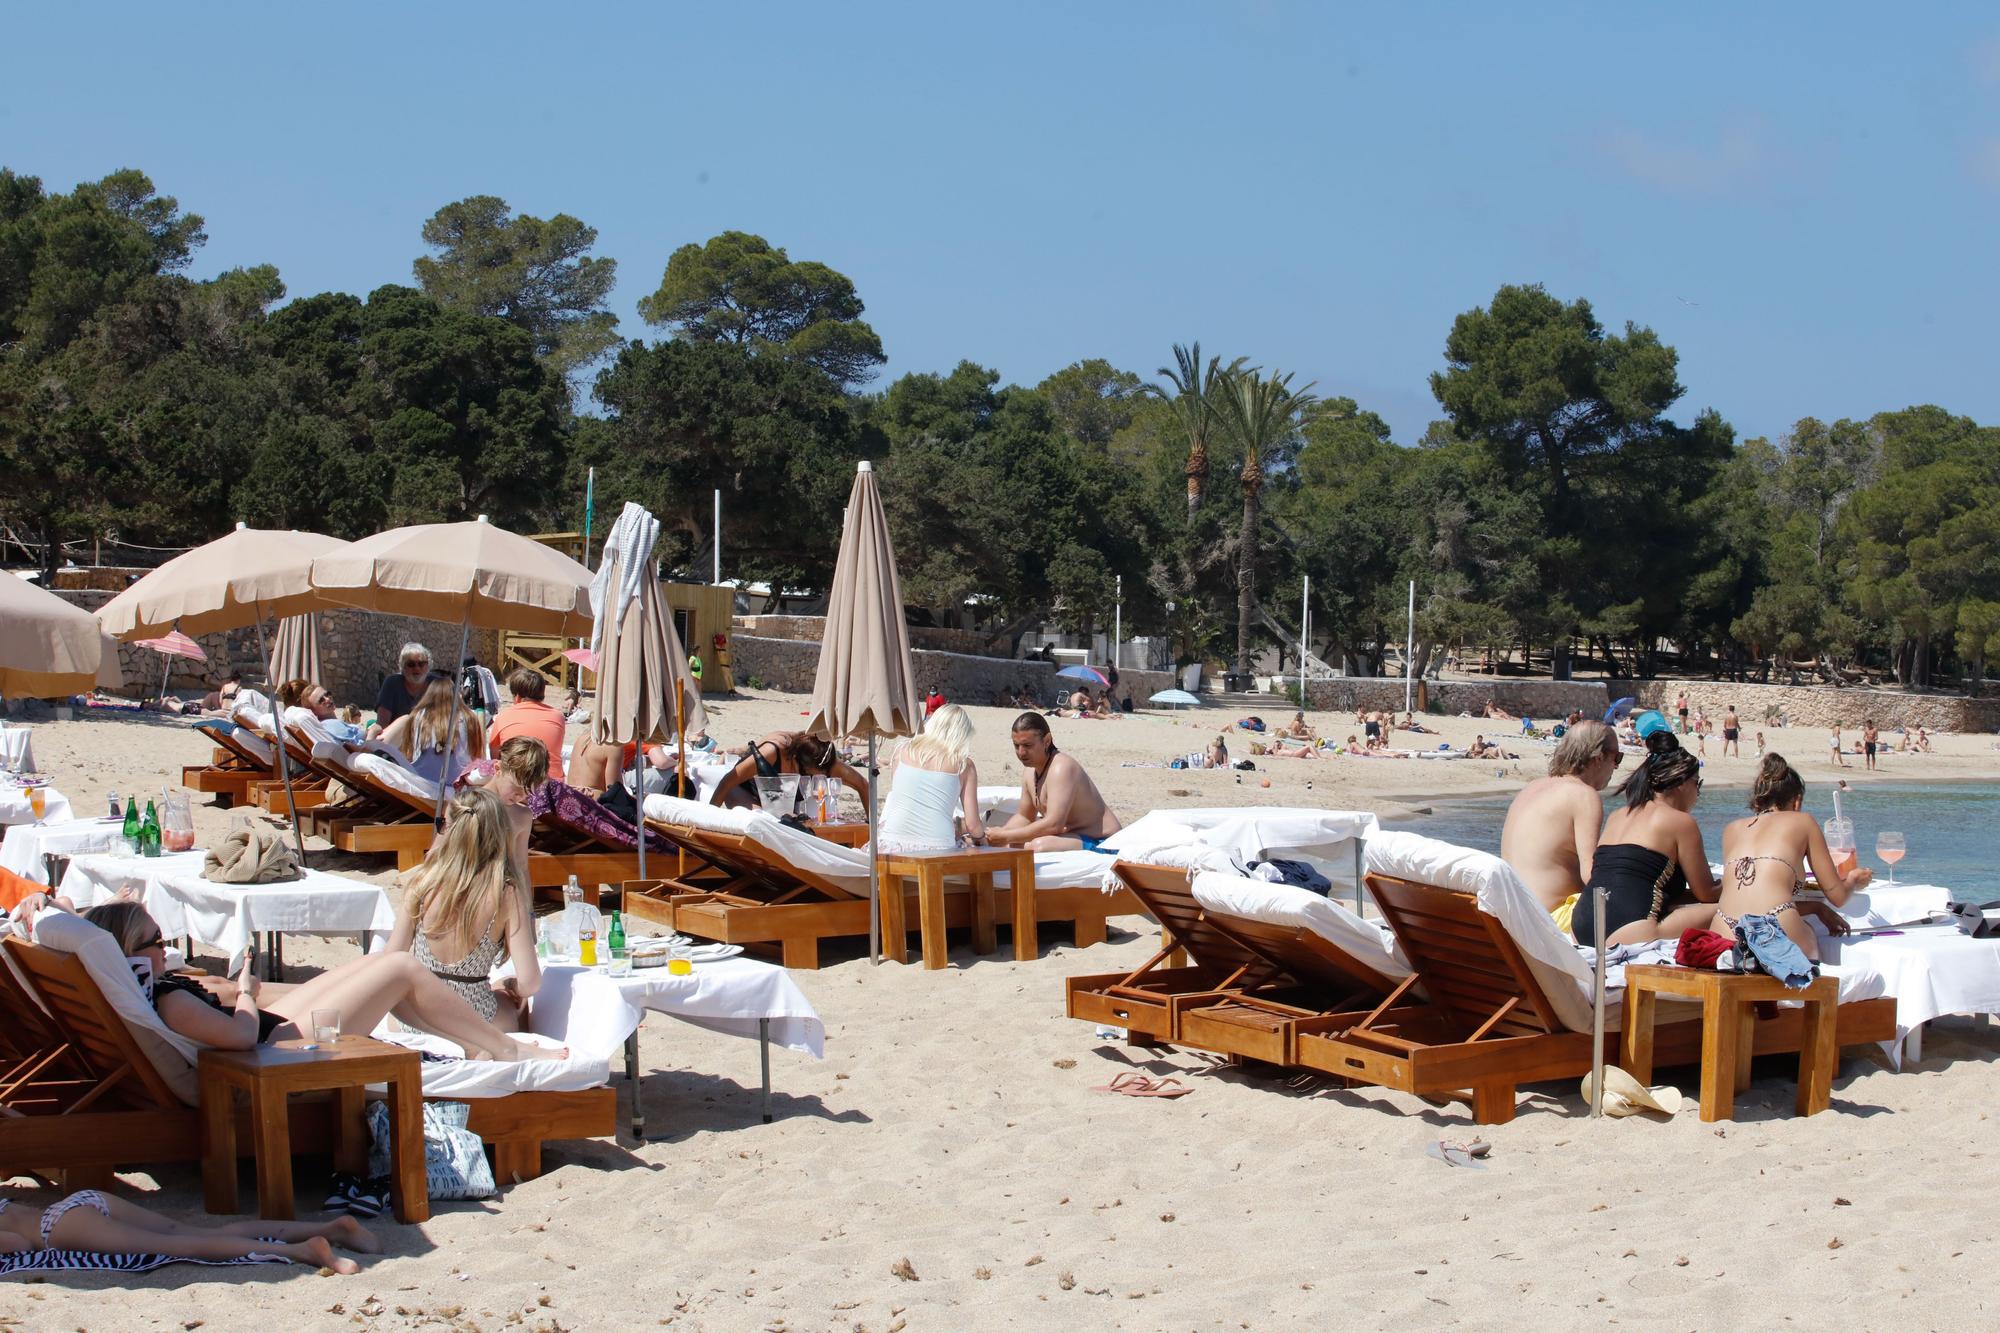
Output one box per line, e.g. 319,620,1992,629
57,589,500,711
733,615,992,656
1605,679,2000,733
1305,676,1610,717
730,635,1175,708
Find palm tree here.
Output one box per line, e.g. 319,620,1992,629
1146,343,1241,523
1213,366,1318,680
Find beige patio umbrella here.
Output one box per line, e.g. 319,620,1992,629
97,524,354,862
0,573,104,699
590,503,708,881
804,460,921,963
267,613,323,686
311,517,593,821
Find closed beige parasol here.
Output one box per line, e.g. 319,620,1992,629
267,613,323,687
804,461,920,962
0,574,104,699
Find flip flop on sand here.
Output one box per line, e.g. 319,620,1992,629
1090,1073,1193,1098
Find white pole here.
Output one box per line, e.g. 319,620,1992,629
1113,575,1121,676
1300,575,1309,709
1404,579,1416,712
712,489,721,586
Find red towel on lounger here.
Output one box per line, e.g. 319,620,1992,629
1676,928,1733,970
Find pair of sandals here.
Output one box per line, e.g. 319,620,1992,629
1089,1073,1193,1099
323,1172,391,1218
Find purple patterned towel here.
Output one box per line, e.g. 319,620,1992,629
529,781,669,853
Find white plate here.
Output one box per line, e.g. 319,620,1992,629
683,943,743,962
628,934,690,954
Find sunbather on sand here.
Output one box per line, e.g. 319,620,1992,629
0,1188,378,1272
1483,700,1516,721
1282,711,1311,739
985,713,1122,853
1267,737,1319,759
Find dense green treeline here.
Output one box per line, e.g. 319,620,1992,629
2,168,1996,690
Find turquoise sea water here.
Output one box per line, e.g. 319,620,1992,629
1384,780,2000,898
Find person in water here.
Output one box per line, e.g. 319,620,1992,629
1715,754,1869,961
1569,728,1719,947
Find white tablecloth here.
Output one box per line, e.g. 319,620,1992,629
525,957,825,1062
0,816,128,884
0,725,35,774
60,850,396,972
0,783,72,827
1826,926,2000,1049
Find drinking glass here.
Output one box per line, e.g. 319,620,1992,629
26,785,45,825
307,1007,340,1050
1876,831,1905,886
667,944,694,977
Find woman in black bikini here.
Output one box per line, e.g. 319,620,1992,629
1571,729,1720,947
708,731,871,810
1715,754,1870,961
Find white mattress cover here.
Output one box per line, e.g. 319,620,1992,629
1190,869,1411,978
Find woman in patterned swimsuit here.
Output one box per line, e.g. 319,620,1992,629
0,1189,377,1271
1715,754,1871,961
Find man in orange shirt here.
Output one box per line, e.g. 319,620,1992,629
486,669,569,783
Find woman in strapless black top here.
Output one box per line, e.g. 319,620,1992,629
1571,730,1720,947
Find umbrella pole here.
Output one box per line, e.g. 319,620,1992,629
252,609,308,868
1590,885,1607,1118
674,687,685,880
867,733,880,965
433,615,471,829
632,734,646,882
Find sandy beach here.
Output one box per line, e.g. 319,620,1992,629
11,693,2000,1330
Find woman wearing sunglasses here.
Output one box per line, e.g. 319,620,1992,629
1570,725,1721,947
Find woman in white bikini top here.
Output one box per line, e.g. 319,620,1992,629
1715,753,1872,960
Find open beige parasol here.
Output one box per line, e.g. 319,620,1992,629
804,461,921,962
590,503,708,880
98,525,355,862
312,517,594,821
0,573,105,699
97,525,350,639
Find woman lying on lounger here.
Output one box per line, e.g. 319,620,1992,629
83,790,557,1062
0,1188,378,1272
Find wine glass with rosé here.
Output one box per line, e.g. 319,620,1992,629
1876,831,1905,886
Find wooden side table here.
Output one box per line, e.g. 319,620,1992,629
876,847,1033,968
200,1035,429,1222
1619,964,1839,1122
809,821,870,848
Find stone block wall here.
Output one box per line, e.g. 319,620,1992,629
1604,680,2000,733
729,636,1177,709
1304,676,1611,717
733,615,993,656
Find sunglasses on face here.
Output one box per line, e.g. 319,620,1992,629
138,935,164,951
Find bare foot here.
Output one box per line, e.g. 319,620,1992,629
292,1235,360,1274
505,1038,566,1062
324,1215,381,1254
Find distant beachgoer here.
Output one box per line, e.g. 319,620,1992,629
1499,718,1623,926
486,668,568,783
1207,734,1229,769
1829,724,1849,768
1284,711,1311,740
1862,718,1879,770
372,643,438,737
985,713,1122,853
923,684,947,719
1755,730,1767,756
1722,705,1740,758
1675,692,1690,734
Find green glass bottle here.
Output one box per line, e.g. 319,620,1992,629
141,800,161,857
607,910,627,969
121,799,140,855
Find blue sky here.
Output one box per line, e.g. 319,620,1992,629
9,2,1998,443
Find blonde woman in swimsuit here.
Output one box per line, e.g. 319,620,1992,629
1715,753,1871,961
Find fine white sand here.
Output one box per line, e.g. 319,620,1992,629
9,694,2000,1328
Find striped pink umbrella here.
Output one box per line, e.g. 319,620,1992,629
135,630,205,662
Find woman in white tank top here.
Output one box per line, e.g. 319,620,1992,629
879,705,986,851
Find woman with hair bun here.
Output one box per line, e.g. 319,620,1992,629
1571,725,1720,946
1713,753,1869,959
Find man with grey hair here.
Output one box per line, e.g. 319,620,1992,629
369,641,439,738
1498,719,1622,930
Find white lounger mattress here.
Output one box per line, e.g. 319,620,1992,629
1189,869,1412,979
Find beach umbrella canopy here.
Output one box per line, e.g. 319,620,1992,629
308,518,592,634
97,526,351,640
0,573,104,698
563,647,598,671
267,613,323,686
1057,664,1110,685
805,460,920,964
1603,696,1636,724
136,630,206,662
1149,688,1204,709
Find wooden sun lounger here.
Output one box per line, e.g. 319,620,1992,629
1067,862,1399,1061
639,820,1144,970
180,723,275,808
1289,872,1898,1124
0,938,614,1187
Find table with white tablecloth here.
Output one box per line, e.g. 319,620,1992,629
524,955,825,1136
60,849,395,975
0,724,35,774
0,782,72,828
0,815,128,885
1818,882,2000,1062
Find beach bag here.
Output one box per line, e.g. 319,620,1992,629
367,1098,495,1200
